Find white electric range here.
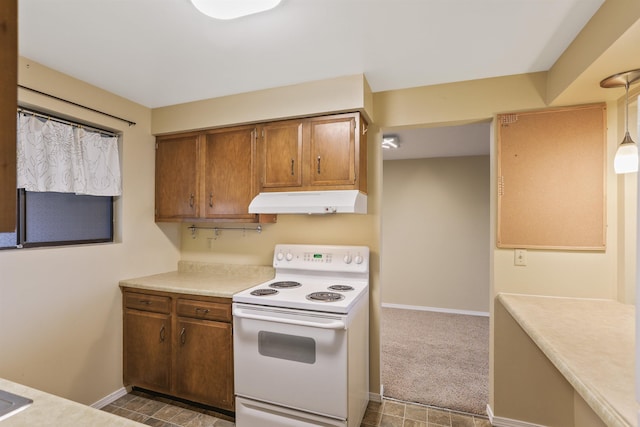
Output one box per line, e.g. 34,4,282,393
232,244,370,427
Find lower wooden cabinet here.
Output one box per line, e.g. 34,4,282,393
122,288,234,411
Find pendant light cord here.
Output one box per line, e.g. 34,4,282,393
625,80,630,137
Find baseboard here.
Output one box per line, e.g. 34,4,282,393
369,384,383,403
382,302,489,317
91,386,131,409
487,404,548,427
369,392,382,403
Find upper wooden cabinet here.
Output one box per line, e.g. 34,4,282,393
155,133,200,220
258,112,368,193
155,125,274,223
155,112,367,222
203,127,257,220
260,120,303,189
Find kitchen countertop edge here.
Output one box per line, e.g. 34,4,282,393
0,378,145,427
119,261,275,298
497,292,636,427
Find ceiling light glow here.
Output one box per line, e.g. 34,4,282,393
190,0,282,20
382,136,400,150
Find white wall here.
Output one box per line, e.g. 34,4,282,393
381,155,490,313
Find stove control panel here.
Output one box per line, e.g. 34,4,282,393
273,244,369,273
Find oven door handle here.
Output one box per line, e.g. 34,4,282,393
233,308,346,330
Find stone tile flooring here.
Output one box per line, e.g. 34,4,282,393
102,389,492,427
362,399,492,427
101,389,234,426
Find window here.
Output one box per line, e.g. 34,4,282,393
0,109,121,250
0,190,113,249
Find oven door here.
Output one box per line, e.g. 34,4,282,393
233,303,348,420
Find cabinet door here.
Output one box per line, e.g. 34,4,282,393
203,127,256,219
0,0,16,232
155,135,200,220
123,309,171,393
260,121,303,189
174,318,234,410
308,114,356,187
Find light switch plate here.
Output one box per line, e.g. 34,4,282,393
514,249,527,266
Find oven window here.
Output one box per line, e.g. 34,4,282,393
258,331,316,364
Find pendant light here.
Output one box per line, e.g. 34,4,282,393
600,69,640,174
190,0,281,20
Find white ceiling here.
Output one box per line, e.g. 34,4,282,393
18,0,604,109
382,122,492,161
18,0,605,159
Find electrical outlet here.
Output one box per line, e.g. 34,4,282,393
514,249,527,266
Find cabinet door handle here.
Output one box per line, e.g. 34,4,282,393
189,193,194,208
180,328,186,345
209,193,213,207
195,308,210,316
290,159,295,176
317,156,321,174
160,325,166,342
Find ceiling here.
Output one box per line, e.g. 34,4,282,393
382,122,492,161
18,0,606,159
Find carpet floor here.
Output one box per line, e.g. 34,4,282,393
381,307,489,416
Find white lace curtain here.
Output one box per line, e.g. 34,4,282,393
16,112,122,196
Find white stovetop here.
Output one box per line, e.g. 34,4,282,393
233,273,369,314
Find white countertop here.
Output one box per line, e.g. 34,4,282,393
0,379,144,427
497,293,638,427
119,261,274,297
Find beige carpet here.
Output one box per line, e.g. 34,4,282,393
381,307,489,415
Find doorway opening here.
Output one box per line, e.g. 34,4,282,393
380,122,491,415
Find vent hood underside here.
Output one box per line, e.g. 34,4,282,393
248,190,367,215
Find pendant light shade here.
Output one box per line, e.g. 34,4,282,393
600,69,640,174
190,0,281,20
614,132,639,174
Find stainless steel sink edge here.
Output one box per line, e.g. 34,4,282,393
0,390,34,421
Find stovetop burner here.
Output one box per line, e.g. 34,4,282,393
269,281,302,289
306,292,345,302
251,288,279,296
328,285,354,292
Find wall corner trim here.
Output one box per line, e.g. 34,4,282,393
90,386,131,409
487,404,548,427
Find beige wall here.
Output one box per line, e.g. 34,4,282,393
2,1,637,418
153,76,383,394
0,58,181,405
381,156,490,313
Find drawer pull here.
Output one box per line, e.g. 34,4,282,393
138,300,152,305
195,308,210,315
160,325,166,342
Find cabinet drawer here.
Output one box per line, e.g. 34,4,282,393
124,292,171,314
177,298,231,322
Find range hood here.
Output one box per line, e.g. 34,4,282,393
248,190,367,214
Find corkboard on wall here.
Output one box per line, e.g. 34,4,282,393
497,103,606,250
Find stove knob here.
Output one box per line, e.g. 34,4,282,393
276,252,284,261
354,255,364,264
285,252,294,261
343,254,352,264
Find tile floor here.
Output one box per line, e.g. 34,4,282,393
101,389,234,426
361,399,492,427
102,390,492,427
